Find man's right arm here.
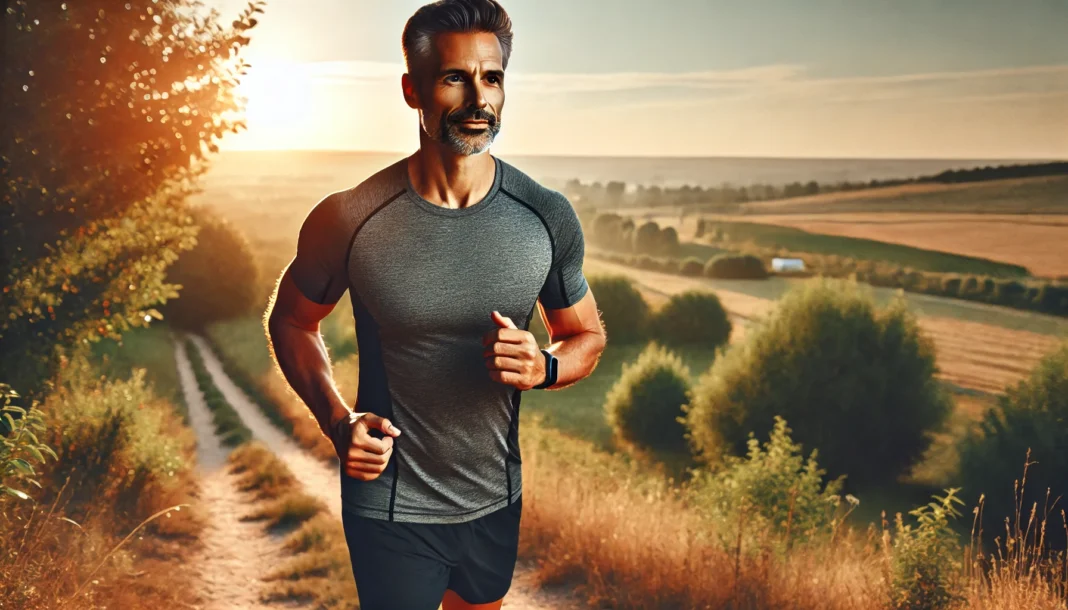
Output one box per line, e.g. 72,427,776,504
264,194,356,459
265,270,356,460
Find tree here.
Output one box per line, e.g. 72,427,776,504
1,0,262,399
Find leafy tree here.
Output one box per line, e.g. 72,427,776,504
2,0,262,400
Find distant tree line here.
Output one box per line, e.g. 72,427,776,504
561,161,1068,210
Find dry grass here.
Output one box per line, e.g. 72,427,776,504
225,441,360,609
516,413,1068,609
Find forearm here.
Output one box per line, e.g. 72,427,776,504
266,317,353,453
542,330,605,390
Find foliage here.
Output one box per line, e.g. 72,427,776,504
884,489,966,610
649,290,732,348
684,416,856,549
957,341,1068,549
604,342,693,458
160,205,263,330
1,0,263,399
587,273,650,344
0,385,57,503
704,253,768,280
685,277,952,488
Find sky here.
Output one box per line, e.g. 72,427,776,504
207,0,1068,159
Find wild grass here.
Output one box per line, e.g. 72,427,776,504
184,336,254,446
224,441,360,609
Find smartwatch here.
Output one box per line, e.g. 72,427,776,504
532,349,558,389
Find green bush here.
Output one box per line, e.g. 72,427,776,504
659,226,680,256
685,278,952,488
885,489,966,610
587,274,650,344
684,416,855,549
633,221,662,255
649,290,732,348
940,275,962,295
961,276,980,295
161,205,263,331
679,257,705,277
1035,283,1068,314
704,253,768,280
0,385,57,504
956,342,1068,549
604,342,693,458
994,279,1026,304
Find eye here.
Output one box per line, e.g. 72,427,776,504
445,74,463,83
487,75,501,85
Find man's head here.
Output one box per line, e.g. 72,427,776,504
401,0,512,156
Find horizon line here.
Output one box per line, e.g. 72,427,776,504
216,148,1066,163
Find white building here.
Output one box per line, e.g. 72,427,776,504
772,258,805,272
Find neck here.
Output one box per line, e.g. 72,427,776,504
408,140,495,210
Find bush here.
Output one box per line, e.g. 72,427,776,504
662,257,681,274
161,205,262,331
940,275,962,295
679,257,705,277
956,342,1068,549
704,253,768,280
633,221,662,255
604,342,693,458
1035,283,1068,314
961,276,980,295
885,489,966,610
659,226,680,256
649,290,732,349
684,416,855,549
994,279,1026,304
587,274,650,344
635,254,657,270
684,278,952,488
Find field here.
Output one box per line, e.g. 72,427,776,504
700,212,1068,279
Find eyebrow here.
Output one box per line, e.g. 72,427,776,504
439,67,504,80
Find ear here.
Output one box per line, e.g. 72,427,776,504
401,73,421,110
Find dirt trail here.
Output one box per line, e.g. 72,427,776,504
186,334,583,610
175,338,290,610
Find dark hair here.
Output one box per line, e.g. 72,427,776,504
402,0,513,78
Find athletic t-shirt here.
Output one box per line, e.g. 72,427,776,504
286,154,589,524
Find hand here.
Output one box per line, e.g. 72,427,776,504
342,412,402,481
482,310,546,391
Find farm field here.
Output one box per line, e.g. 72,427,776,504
696,212,1068,279
583,256,1067,396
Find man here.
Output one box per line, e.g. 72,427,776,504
265,1,606,608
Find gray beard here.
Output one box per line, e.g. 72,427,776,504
436,118,501,156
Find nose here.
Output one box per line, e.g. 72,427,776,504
468,79,488,110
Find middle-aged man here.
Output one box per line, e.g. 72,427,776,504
264,0,607,608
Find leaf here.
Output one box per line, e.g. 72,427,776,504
4,488,30,501
10,459,34,475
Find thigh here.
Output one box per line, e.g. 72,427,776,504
342,510,453,610
447,495,522,605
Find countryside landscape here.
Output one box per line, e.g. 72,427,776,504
4,1,1068,609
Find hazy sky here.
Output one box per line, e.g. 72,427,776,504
208,0,1068,158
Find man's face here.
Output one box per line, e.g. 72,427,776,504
410,31,505,156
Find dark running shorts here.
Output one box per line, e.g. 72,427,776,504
342,494,523,609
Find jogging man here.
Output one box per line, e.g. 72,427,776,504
265,1,606,608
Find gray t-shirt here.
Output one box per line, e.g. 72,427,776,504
287,154,589,524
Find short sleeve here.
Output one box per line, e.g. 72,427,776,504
539,193,589,310
287,194,349,305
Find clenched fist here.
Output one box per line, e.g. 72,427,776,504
336,412,402,481
482,310,547,390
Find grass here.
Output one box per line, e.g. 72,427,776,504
702,220,1029,276
184,337,254,447
226,441,360,609
90,324,187,420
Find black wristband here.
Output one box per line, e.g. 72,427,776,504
533,349,558,389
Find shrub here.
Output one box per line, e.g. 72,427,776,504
161,205,262,331
679,257,705,277
884,489,966,610
649,290,732,349
635,254,657,270
685,278,952,488
604,342,693,458
1035,283,1068,314
940,275,962,295
961,276,980,295
662,257,681,274
994,279,1026,304
704,253,768,280
633,221,662,255
659,226,680,256
684,416,855,549
956,342,1068,549
587,274,650,344
0,385,57,503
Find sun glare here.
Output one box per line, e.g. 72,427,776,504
232,60,316,148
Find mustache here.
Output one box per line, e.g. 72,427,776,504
449,107,497,125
